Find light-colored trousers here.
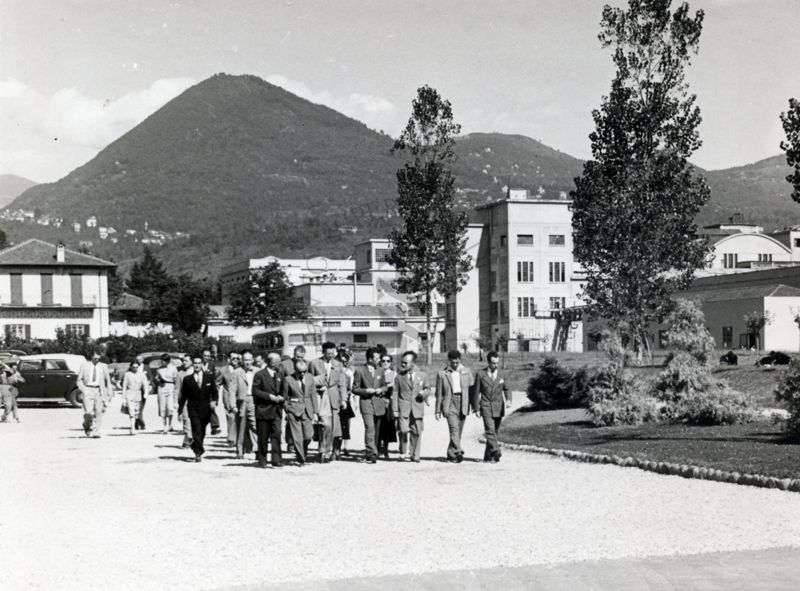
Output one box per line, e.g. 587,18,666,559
446,395,467,459
236,398,257,457
81,388,106,435
398,415,423,460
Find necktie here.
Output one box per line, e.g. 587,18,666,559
196,372,202,386
92,364,97,383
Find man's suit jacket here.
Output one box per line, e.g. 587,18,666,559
76,361,113,399
281,372,319,419
473,368,510,418
435,365,475,417
178,371,218,418
308,358,347,411
217,365,239,411
232,367,256,402
392,371,429,420
352,365,389,416
280,358,298,378
252,368,283,420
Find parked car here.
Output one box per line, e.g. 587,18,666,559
0,349,27,360
758,351,791,366
15,355,83,407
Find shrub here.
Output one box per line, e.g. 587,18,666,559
674,381,756,426
526,357,592,410
586,363,659,427
775,356,800,435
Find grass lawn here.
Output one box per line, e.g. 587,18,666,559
501,411,800,480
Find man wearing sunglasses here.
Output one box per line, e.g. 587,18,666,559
391,351,430,462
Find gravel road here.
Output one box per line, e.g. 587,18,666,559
2,394,800,591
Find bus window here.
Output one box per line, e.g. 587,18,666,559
304,333,321,346
288,334,305,345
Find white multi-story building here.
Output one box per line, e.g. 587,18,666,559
445,191,585,353
0,239,115,340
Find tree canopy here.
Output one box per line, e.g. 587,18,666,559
226,262,307,328
388,85,471,362
780,98,800,203
571,0,711,356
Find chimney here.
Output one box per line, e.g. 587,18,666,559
56,242,65,263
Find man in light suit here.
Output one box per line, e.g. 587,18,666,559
309,342,347,462
280,345,306,451
218,351,242,446
352,347,389,464
392,351,430,462
281,358,319,466
77,350,114,438
234,350,258,459
473,351,511,462
435,349,475,462
177,355,219,462
252,352,284,468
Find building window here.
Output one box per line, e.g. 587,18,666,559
353,334,368,344
490,301,499,321
722,326,733,349
4,324,30,339
375,248,392,262
490,271,496,292
70,274,83,306
446,303,455,322
500,235,507,246
380,320,398,327
517,234,534,246
549,234,565,246
548,262,566,283
723,253,738,269
795,238,800,248
322,321,341,327
549,297,566,310
66,324,90,337
10,273,23,305
499,301,506,320
40,273,53,305
517,297,535,318
757,253,773,262
517,261,534,283
351,321,370,327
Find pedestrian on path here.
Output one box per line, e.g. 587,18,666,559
177,355,218,462
121,360,148,435
235,351,258,459
337,349,355,457
282,359,319,466
352,347,389,464
252,352,284,468
175,355,194,447
77,350,114,438
155,354,178,434
0,358,24,423
391,351,430,462
473,351,511,462
435,350,475,463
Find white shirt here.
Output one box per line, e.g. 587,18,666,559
243,369,254,395
267,368,276,378
87,363,101,387
450,367,462,394
324,360,332,379
489,369,497,381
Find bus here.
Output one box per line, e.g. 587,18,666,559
251,322,323,360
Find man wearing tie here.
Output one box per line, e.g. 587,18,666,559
473,351,511,462
281,359,319,466
202,349,222,435
252,352,285,468
217,351,242,446
391,351,430,462
435,350,475,463
309,342,347,462
352,347,389,464
177,356,218,462
76,350,114,438
235,350,258,459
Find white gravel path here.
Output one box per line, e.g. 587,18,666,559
2,394,800,591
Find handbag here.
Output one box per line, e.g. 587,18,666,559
120,401,129,415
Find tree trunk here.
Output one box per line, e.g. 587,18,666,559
425,290,433,365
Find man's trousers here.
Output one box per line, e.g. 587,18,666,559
256,414,283,465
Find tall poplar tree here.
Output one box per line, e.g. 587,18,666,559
780,98,800,203
389,86,471,364
571,0,711,360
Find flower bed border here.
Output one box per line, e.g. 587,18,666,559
494,439,800,493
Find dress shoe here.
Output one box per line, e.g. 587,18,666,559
211,428,221,435
456,454,464,463
194,456,202,463
412,458,421,463
493,452,502,463
342,449,349,457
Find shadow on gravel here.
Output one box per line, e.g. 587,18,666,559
159,455,199,462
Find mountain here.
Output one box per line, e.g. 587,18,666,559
4,73,798,277
699,155,798,229
4,74,583,276
0,174,37,208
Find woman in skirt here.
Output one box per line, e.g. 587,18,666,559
122,360,148,435
337,349,356,456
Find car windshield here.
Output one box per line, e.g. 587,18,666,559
45,359,68,370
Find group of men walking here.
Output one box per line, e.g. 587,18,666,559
76,343,513,466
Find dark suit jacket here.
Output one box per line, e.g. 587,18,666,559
473,368,510,418
352,364,389,416
252,368,283,420
281,372,319,419
178,371,218,418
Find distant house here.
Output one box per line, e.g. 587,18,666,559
86,216,97,228
0,239,115,340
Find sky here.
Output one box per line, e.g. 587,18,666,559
1,0,798,183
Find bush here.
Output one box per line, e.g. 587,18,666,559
586,363,659,427
775,356,800,435
673,381,756,426
526,357,592,410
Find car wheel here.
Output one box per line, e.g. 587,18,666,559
67,388,83,408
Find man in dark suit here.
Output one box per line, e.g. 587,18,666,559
308,342,347,462
435,349,475,463
391,351,430,462
177,355,219,462
473,350,511,462
252,352,284,468
352,347,389,464
202,348,222,435
281,358,319,466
